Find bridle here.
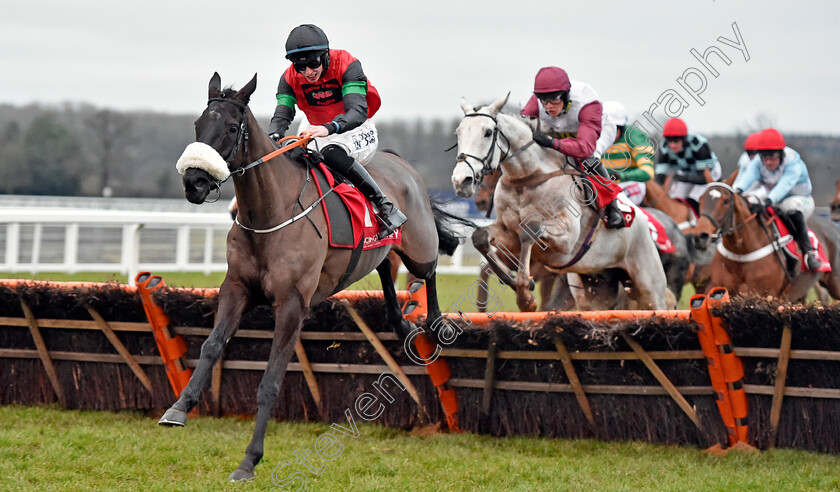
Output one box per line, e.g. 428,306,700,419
208,96,250,169
197,96,324,233
454,112,536,185
701,183,793,283
700,183,757,241
197,96,311,201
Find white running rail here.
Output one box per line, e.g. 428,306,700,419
0,207,483,284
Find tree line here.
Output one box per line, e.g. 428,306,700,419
0,103,838,204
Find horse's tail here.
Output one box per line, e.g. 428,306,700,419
429,198,475,256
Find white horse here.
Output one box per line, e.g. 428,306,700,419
451,94,668,311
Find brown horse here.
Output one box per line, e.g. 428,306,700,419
641,178,698,233
693,182,840,301
831,178,840,222
160,73,463,481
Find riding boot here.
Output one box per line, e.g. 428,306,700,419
583,157,626,229
787,210,821,271
346,160,407,238
321,145,407,238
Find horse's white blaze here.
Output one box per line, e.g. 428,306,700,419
708,189,722,199
176,142,230,181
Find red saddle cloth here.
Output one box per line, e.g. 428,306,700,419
674,198,700,219
310,163,401,251
638,207,676,254
769,210,831,272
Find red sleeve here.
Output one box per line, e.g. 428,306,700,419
558,101,602,159
520,95,540,117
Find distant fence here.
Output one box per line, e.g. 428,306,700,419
0,206,485,283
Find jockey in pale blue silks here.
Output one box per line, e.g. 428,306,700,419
733,127,821,271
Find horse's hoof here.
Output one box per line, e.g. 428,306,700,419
158,408,187,427
229,468,255,482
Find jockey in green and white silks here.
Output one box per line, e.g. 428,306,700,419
600,101,656,206
733,128,820,271
655,118,721,206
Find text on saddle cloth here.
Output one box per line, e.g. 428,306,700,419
309,163,402,250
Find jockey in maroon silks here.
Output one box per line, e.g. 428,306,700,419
268,24,406,237
523,66,626,229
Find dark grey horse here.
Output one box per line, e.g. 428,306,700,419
160,73,462,481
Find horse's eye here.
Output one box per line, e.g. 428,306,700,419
484,129,492,138
229,125,237,134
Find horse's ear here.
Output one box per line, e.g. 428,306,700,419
459,98,473,115
236,73,258,105
487,92,510,116
209,72,221,99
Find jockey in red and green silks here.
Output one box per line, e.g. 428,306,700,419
523,66,627,229
268,24,405,238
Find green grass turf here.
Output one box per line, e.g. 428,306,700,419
1,405,838,491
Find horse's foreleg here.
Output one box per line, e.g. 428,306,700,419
231,294,305,482
159,281,248,426
514,224,538,312
624,260,668,310
472,227,521,290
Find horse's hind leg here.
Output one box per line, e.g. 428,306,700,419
159,281,248,426
376,255,410,339
397,252,445,338
230,295,305,482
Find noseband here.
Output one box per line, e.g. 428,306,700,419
455,113,535,185
455,113,502,182
700,184,756,240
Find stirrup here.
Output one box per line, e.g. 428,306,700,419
604,202,626,229
804,251,821,271
375,208,407,239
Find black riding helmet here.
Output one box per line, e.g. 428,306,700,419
285,24,330,71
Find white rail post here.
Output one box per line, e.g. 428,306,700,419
176,225,190,272
203,227,214,275
5,223,20,272
30,224,42,275
122,224,142,285
64,223,79,274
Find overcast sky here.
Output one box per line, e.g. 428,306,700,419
2,1,839,136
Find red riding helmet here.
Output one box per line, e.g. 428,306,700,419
756,128,785,151
744,132,760,151
662,118,688,137
533,67,571,94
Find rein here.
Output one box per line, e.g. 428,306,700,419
454,112,537,185
205,96,332,234
701,184,758,241
702,183,794,282
501,169,567,189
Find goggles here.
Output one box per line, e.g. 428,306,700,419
293,58,322,72
537,92,566,105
